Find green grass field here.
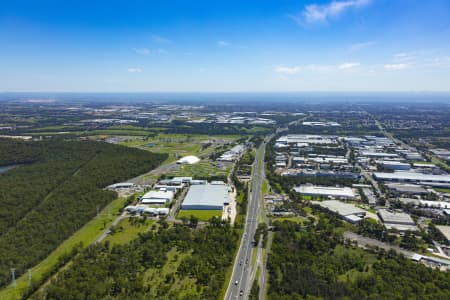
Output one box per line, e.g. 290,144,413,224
104,218,155,245
431,157,450,172
120,133,240,157
177,210,222,221
0,197,127,300
171,161,232,178
262,178,269,195
434,188,450,193
272,216,305,224
120,133,242,178
412,160,435,165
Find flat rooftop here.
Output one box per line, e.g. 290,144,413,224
182,184,230,209
436,225,450,241
377,209,415,225
385,183,428,194
315,200,366,216
377,160,410,166
373,172,450,184
360,151,398,158
277,134,338,145
142,190,174,200
295,185,355,198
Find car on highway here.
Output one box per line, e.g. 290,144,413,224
235,280,238,285
240,290,244,296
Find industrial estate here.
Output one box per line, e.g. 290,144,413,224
0,98,450,300
2,0,450,298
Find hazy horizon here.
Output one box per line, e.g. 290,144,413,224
2,91,450,104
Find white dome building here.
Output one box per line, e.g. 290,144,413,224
176,155,200,165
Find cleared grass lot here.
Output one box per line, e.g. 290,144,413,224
177,210,222,221
172,161,232,178
120,133,240,156
119,133,240,180
434,188,450,193
104,218,156,245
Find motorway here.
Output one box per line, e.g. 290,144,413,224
225,141,266,300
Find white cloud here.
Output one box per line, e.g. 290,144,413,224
134,48,150,55
338,62,360,70
274,65,302,74
350,41,376,52
275,63,361,74
394,52,415,62
217,40,230,48
293,0,371,25
152,35,171,44
127,67,143,73
384,63,409,70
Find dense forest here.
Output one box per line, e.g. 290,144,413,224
0,139,167,287
33,219,239,300
268,218,450,300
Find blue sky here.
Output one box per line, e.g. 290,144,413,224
1,0,450,92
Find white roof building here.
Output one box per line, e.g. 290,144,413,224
176,155,200,165
294,185,356,199
276,134,338,145
314,200,366,223
107,182,134,189
141,190,174,205
360,151,399,158
377,209,418,231
377,160,411,170
182,184,230,210
373,172,450,186
436,226,450,244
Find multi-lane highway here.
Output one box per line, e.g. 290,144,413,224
225,140,267,300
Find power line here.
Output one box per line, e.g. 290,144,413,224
10,268,16,287
28,269,32,287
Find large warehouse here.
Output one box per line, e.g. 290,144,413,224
276,134,338,146
294,185,356,199
141,190,174,205
315,200,366,223
181,184,230,210
373,172,450,186
377,209,418,231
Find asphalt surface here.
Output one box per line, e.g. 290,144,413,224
95,213,127,243
343,231,415,258
225,142,266,300
258,230,273,300
129,162,179,185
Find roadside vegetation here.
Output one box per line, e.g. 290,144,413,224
32,219,239,300
268,217,450,299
